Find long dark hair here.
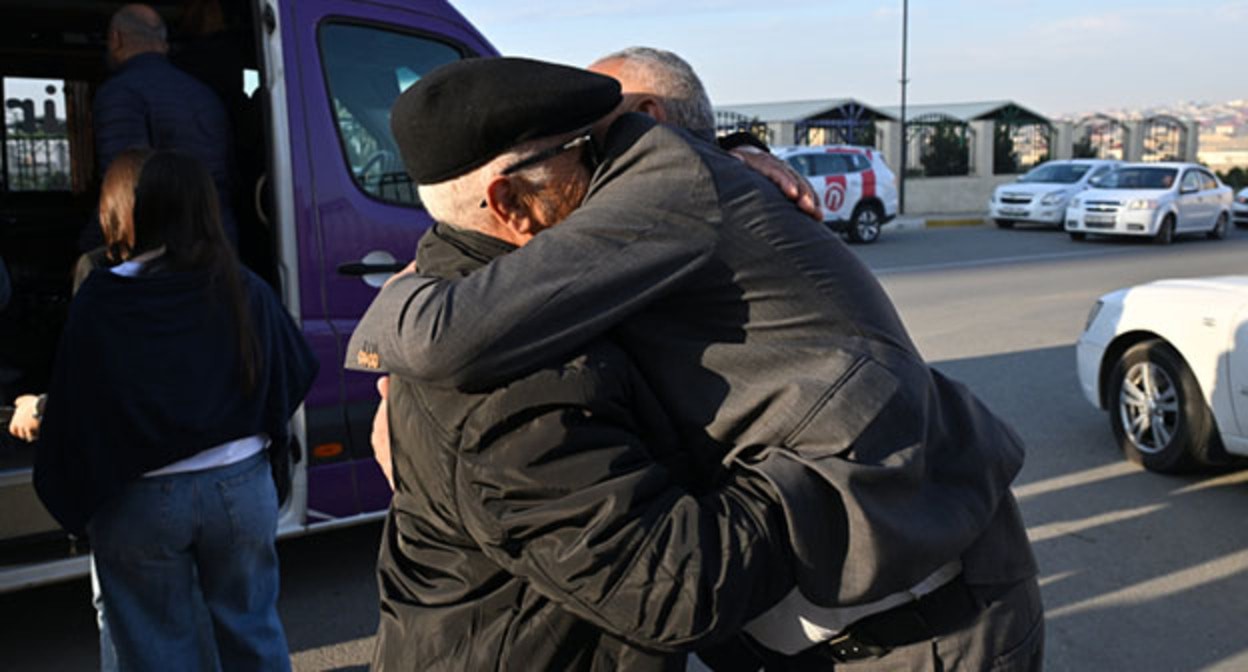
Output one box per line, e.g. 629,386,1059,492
131,151,259,393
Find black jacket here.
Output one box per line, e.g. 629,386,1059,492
355,114,1037,622
34,267,316,534
366,225,805,671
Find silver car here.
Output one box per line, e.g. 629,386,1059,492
1065,162,1233,244
990,159,1119,229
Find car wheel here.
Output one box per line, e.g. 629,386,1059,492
848,203,882,244
994,219,1014,229
1208,212,1228,240
1107,340,1216,473
1069,231,1086,241
1153,215,1175,245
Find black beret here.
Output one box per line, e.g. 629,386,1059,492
390,57,622,185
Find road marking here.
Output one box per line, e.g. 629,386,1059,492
873,247,1143,275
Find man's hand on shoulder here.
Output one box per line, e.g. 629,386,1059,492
730,146,822,222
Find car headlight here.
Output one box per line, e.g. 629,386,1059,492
1237,194,1248,205
1040,191,1069,206
1084,300,1104,332
1070,198,1081,208
1127,199,1158,210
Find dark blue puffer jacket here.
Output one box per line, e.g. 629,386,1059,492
93,53,238,243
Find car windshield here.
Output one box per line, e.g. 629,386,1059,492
1018,163,1091,184
1090,167,1178,190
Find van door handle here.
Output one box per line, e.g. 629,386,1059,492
337,261,407,276
337,250,407,288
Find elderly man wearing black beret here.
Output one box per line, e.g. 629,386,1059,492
353,55,1043,671
351,58,829,672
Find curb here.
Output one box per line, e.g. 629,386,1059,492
925,217,986,228
885,216,987,231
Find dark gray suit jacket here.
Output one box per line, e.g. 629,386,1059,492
350,113,1036,612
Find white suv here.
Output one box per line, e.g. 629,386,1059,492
773,145,898,244
989,159,1119,229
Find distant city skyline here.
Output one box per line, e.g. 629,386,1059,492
453,0,1246,119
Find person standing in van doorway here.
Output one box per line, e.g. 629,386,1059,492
92,4,239,247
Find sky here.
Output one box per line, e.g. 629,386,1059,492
452,0,1247,118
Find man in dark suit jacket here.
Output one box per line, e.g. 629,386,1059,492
359,56,1043,670
349,64,833,670
93,4,237,246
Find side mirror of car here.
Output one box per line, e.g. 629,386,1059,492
1180,186,1198,195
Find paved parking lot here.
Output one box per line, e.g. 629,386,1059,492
5,223,1247,671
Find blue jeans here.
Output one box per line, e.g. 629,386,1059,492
88,451,290,672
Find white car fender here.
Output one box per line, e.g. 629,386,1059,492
1108,287,1246,435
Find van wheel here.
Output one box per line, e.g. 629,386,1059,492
1108,340,1215,473
1208,213,1228,240
994,219,1014,229
848,203,882,244
1153,216,1175,245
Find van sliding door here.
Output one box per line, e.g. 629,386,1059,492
279,0,494,523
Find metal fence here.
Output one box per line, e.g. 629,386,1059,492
1074,115,1126,160
906,115,974,177
994,122,1052,174
1141,115,1187,162
4,132,71,192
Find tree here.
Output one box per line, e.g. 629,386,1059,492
993,123,1019,175
1217,167,1247,191
919,123,969,177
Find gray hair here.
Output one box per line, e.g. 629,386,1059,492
594,47,715,135
110,5,168,47
417,139,557,232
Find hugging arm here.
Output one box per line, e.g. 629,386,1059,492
354,117,723,389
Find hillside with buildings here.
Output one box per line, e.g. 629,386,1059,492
1061,99,1248,171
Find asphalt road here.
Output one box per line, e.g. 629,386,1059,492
3,222,1247,671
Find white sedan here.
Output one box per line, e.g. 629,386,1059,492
1065,162,1233,244
989,159,1119,229
1077,276,1248,472
1234,187,1248,228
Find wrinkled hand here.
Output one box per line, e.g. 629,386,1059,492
371,376,394,490
383,260,418,289
9,394,41,443
731,146,822,222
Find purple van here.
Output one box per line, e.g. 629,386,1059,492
0,0,496,591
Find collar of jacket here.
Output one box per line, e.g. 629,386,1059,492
416,223,517,279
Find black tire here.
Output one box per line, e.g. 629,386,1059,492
1153,215,1175,245
1107,340,1216,473
994,219,1014,229
1069,231,1086,241
847,203,882,244
1208,212,1228,240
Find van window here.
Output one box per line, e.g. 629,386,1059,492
319,23,462,206
3,78,73,193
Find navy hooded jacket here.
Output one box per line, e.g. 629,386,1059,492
33,267,317,535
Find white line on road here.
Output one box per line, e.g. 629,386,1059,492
873,246,1148,275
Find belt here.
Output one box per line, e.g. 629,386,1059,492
775,573,980,666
